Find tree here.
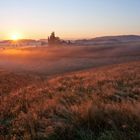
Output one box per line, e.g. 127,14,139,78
48,32,61,46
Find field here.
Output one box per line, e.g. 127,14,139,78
0,43,140,140
0,41,140,75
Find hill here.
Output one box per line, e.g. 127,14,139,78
0,61,140,140
75,35,140,45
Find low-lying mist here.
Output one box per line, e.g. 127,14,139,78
0,43,140,75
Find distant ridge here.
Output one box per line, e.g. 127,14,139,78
1,35,140,46
75,35,140,45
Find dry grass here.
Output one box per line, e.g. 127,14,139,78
0,61,140,140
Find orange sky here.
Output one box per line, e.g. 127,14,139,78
0,0,140,40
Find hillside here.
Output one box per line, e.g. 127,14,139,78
0,61,140,140
75,35,140,45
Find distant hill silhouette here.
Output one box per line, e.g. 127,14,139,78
75,35,140,45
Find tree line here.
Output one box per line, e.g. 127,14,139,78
48,32,71,46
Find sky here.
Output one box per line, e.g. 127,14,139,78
0,0,140,40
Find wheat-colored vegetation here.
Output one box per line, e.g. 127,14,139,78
0,61,140,140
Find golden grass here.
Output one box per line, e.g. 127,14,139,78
0,61,140,140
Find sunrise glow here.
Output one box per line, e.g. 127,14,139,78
10,33,22,41
0,0,140,40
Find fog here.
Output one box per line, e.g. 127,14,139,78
0,43,140,75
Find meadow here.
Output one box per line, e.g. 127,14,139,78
0,43,140,140
0,61,140,140
1,0,140,139
0,41,140,75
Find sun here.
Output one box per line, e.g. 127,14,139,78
11,35,18,41
11,33,22,41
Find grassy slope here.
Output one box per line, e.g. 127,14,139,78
0,61,140,140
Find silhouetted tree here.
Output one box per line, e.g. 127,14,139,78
48,32,61,46
68,40,71,44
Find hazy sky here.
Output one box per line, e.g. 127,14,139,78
0,0,140,39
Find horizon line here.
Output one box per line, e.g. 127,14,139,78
0,34,140,41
